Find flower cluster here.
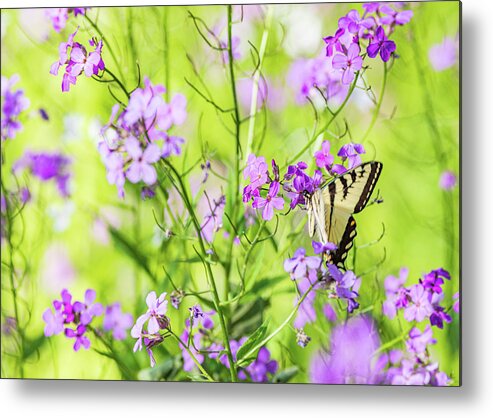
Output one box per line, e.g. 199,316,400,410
99,77,187,198
323,3,413,84
103,303,134,340
1,74,30,141
50,28,105,92
45,8,88,32
386,326,451,386
42,289,104,351
13,151,72,197
284,244,362,326
131,291,169,367
383,267,457,329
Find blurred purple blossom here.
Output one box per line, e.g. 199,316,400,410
240,347,278,382
310,316,385,384
429,37,458,71
45,8,87,32
103,303,133,340
284,247,321,280
125,136,161,185
200,194,225,243
13,151,72,197
1,74,30,141
439,170,457,190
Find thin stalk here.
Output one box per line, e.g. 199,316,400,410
361,61,388,143
169,331,214,382
224,5,242,304
163,7,171,100
162,160,238,382
244,6,273,160
237,282,315,362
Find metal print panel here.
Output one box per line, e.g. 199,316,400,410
0,1,460,385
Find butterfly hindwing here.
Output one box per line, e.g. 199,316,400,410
318,161,383,267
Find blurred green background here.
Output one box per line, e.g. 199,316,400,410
1,2,459,382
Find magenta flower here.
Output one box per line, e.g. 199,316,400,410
67,41,104,79
323,27,345,57
367,26,396,62
312,240,337,255
103,303,133,340
45,8,87,32
337,142,365,169
338,9,375,37
382,267,408,319
439,170,457,190
243,154,269,190
73,289,104,326
125,137,161,185
453,292,460,313
406,325,436,355
252,181,284,221
65,324,91,351
404,284,434,322
241,347,278,383
332,43,363,85
314,140,334,170
429,37,457,71
283,248,321,280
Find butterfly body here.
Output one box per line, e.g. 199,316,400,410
306,161,383,268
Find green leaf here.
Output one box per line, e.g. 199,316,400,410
109,226,156,283
137,355,182,381
271,366,299,383
229,298,269,339
22,334,46,361
236,321,269,367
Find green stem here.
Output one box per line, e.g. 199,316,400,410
373,326,413,356
237,282,315,362
104,68,130,99
163,7,171,100
170,331,214,382
224,5,242,304
361,61,388,143
162,160,238,382
244,6,272,160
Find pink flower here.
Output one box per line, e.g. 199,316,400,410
131,291,168,341
314,140,334,169
332,43,363,85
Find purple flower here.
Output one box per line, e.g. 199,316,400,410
312,240,337,255
404,284,434,322
45,8,87,32
338,9,375,37
382,267,408,319
200,194,225,243
131,291,169,339
103,303,133,340
323,27,345,57
367,26,396,62
42,308,64,337
283,248,321,280
406,325,436,355
243,154,269,190
1,74,30,141
327,264,361,313
337,142,365,169
453,292,460,313
98,142,126,198
379,5,413,27
242,347,278,383
125,137,161,185
314,140,334,170
157,93,187,131
13,151,72,197
439,170,457,190
180,328,205,372
162,135,184,158
73,289,104,326
310,316,384,384
65,324,91,351
252,181,284,221
332,43,363,85
123,77,165,128
429,37,457,72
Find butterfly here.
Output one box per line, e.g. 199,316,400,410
306,161,383,268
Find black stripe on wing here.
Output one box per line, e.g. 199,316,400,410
353,161,383,214
328,216,357,268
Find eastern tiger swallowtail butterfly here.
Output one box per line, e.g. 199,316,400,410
306,161,383,268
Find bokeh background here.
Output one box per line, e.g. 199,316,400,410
1,2,459,382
